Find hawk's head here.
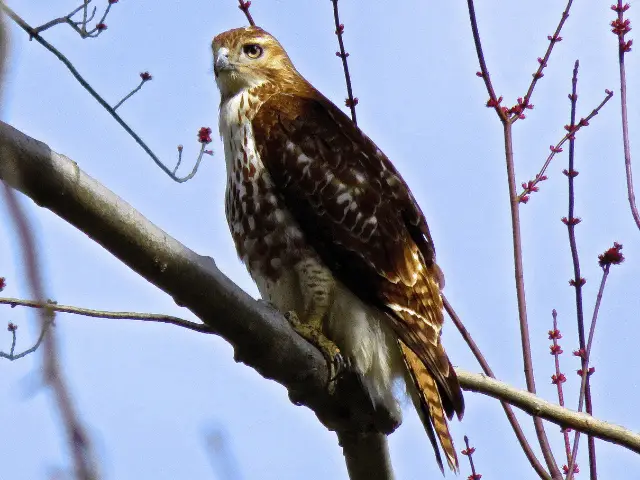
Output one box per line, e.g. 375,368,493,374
212,26,298,99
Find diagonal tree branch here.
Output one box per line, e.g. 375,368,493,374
0,3,205,184
0,120,399,460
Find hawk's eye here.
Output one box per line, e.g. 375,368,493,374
243,44,263,59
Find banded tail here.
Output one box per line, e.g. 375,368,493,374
401,341,459,473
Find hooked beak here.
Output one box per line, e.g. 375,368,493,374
214,48,233,77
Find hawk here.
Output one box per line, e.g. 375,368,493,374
212,26,464,472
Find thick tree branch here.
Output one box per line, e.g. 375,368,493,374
337,432,394,480
0,120,398,446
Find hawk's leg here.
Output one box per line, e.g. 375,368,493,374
289,259,343,394
284,311,343,394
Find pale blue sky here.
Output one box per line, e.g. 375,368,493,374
1,1,639,479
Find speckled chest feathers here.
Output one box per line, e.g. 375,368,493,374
213,25,464,474
220,86,306,282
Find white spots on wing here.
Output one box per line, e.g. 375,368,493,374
297,153,313,164
285,226,303,240
285,140,296,152
361,216,378,241
266,193,278,205
274,209,286,222
336,192,352,205
353,171,366,184
387,303,420,317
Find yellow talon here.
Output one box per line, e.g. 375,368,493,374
285,310,343,394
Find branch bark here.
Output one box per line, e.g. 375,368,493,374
337,432,394,480
456,369,640,456
0,120,397,479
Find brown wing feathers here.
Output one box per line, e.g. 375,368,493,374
251,89,464,468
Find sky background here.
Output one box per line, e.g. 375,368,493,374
1,1,639,479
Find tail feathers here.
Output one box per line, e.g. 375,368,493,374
401,341,459,473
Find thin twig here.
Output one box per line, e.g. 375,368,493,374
2,183,99,480
465,0,506,122
514,0,575,125
566,262,615,480
612,1,640,230
443,296,551,480
0,316,52,360
31,3,86,35
0,3,204,184
82,0,114,38
113,74,152,111
549,310,572,471
81,0,89,34
518,89,614,202
33,0,115,39
461,435,481,480
0,297,215,335
330,0,358,125
564,60,597,479
237,0,255,27
504,120,562,478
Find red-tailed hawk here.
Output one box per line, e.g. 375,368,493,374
212,26,464,472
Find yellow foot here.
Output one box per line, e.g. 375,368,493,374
285,311,343,394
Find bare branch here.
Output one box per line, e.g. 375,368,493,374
461,436,482,480
330,0,358,125
518,88,613,202
0,3,206,184
516,0,576,125
0,297,215,335
237,0,255,27
563,60,596,479
456,369,640,456
504,120,561,477
548,310,573,471
0,315,52,360
465,0,507,122
612,1,640,230
113,73,153,111
1,183,98,479
567,249,623,480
